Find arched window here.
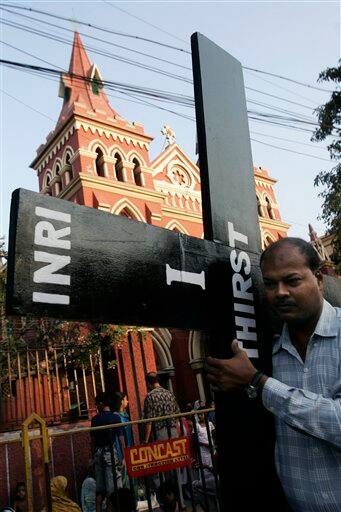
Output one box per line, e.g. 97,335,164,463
45,174,52,196
257,196,263,217
114,153,124,182
95,148,106,177
64,152,73,184
119,208,135,220
264,236,274,249
132,158,142,186
55,164,61,195
265,197,275,219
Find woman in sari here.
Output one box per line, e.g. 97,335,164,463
50,476,81,512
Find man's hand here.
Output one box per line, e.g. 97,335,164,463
206,339,257,392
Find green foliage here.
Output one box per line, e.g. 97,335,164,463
312,61,341,271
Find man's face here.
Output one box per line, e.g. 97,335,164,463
261,245,323,326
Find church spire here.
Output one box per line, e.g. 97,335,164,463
57,31,121,128
68,31,92,76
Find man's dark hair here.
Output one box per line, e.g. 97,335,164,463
95,391,111,407
145,372,159,386
260,237,322,272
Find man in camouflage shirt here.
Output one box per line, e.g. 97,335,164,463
143,372,180,443
143,372,185,509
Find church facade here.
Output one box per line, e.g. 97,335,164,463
29,32,289,416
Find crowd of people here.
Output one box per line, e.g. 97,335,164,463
3,383,217,512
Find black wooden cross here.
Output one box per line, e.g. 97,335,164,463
6,33,341,510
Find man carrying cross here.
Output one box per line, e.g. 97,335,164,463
206,237,341,512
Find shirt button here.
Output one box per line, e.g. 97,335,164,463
303,368,309,373
322,493,329,500
313,447,319,454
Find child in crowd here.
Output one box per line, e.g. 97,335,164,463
158,480,180,512
13,482,27,512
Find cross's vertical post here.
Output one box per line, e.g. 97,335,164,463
191,32,287,509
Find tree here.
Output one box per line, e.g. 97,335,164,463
312,61,341,271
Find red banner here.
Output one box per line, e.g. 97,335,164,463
124,436,191,477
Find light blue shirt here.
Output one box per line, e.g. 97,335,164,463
262,299,341,512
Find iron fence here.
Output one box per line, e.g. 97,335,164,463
0,409,219,512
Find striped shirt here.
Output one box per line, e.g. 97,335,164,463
262,299,341,512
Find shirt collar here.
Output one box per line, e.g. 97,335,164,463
272,299,337,355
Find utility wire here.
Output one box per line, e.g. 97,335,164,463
1,9,325,115
0,6,191,71
1,17,193,83
103,0,189,45
250,138,330,162
0,88,55,120
1,58,335,132
2,2,191,53
0,72,331,163
3,3,334,93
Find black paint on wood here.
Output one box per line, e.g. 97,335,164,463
191,32,287,510
191,32,261,253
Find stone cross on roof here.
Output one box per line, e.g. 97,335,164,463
161,125,176,145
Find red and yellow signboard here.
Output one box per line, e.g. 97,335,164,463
124,436,191,477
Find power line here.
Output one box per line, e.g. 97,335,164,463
250,138,330,162
0,88,55,121
2,3,191,53
102,1,189,45
249,131,327,150
1,58,335,132
1,71,331,164
244,66,334,93
1,17,193,84
3,3,335,94
2,6,327,117
0,6,192,72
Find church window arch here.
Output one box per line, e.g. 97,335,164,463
111,199,146,222
114,152,124,182
132,158,143,186
262,232,276,249
119,208,136,219
256,195,263,217
165,220,189,234
126,150,147,168
265,196,275,220
63,149,74,184
95,148,106,177
44,171,53,196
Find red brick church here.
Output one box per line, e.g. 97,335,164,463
1,32,289,432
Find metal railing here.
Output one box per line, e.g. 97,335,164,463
0,347,106,430
0,409,219,512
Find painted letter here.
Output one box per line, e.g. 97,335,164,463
230,250,251,274
32,292,69,305
33,251,70,285
35,221,71,250
235,316,257,341
232,274,253,301
228,222,248,248
166,264,205,290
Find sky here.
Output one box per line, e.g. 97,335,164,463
0,0,340,246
